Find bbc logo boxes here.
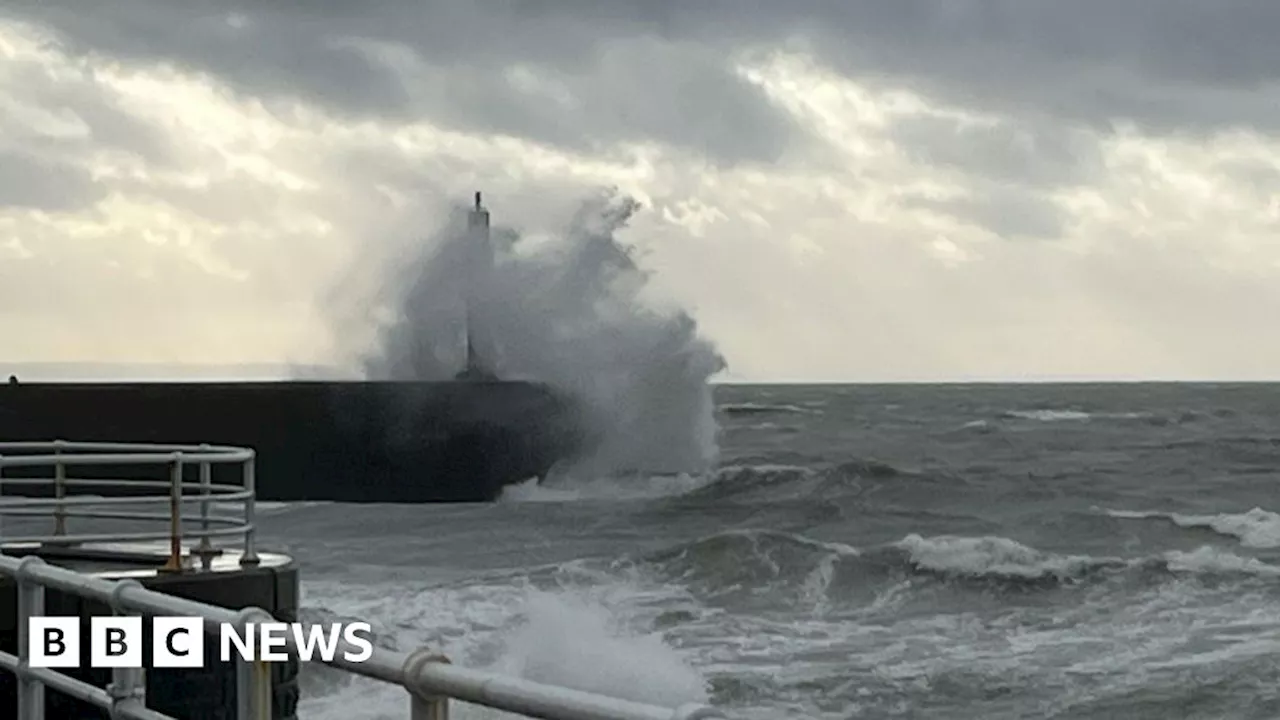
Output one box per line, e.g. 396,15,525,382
30,617,205,668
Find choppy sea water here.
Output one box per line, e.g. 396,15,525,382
257,383,1280,719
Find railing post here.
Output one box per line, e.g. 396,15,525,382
107,580,147,718
161,452,185,572
195,443,215,570
0,453,6,540
16,556,46,720
53,439,67,537
233,607,274,720
404,649,451,720
240,454,259,566
672,703,726,720
410,693,450,720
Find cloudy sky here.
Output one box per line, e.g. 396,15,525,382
2,1,1278,382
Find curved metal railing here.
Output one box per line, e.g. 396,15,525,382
0,440,730,720
0,440,258,570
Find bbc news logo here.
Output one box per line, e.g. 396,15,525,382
29,617,374,668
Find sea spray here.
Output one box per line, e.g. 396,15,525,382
493,589,709,706
362,188,726,480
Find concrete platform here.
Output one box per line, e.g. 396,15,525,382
0,541,299,720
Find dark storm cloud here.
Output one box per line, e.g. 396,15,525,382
957,189,1066,242
904,187,1066,241
0,151,104,212
1221,159,1280,195
4,0,1278,166
9,65,179,168
890,115,1101,188
886,113,1094,239
701,0,1280,133
1,0,798,165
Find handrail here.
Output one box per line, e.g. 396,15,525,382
0,440,259,570
0,554,726,720
0,439,728,720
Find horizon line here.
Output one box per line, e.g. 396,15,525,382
4,362,1279,385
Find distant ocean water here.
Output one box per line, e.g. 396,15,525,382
258,383,1280,719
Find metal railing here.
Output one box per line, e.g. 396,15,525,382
0,440,259,571
0,441,727,720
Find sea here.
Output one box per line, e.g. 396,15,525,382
257,383,1280,720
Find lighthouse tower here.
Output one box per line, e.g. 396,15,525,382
456,191,495,381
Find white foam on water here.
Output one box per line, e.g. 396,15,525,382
498,472,715,503
849,578,1280,713
298,575,709,720
1163,545,1280,576
1003,409,1149,422
1005,409,1093,422
492,590,708,705
1106,506,1280,548
720,402,822,416
895,533,1106,578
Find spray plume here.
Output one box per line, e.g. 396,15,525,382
362,188,726,480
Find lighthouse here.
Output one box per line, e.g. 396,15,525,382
457,191,494,381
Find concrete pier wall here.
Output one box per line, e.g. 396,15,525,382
0,381,585,503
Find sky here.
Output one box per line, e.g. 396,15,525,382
1,1,1279,382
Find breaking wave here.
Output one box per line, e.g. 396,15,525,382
721,402,823,417
1106,507,1280,549
344,188,725,483
1002,409,1150,422
298,583,709,720
634,528,1280,611
686,459,910,501
500,456,911,503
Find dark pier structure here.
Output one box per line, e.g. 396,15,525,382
0,379,583,503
